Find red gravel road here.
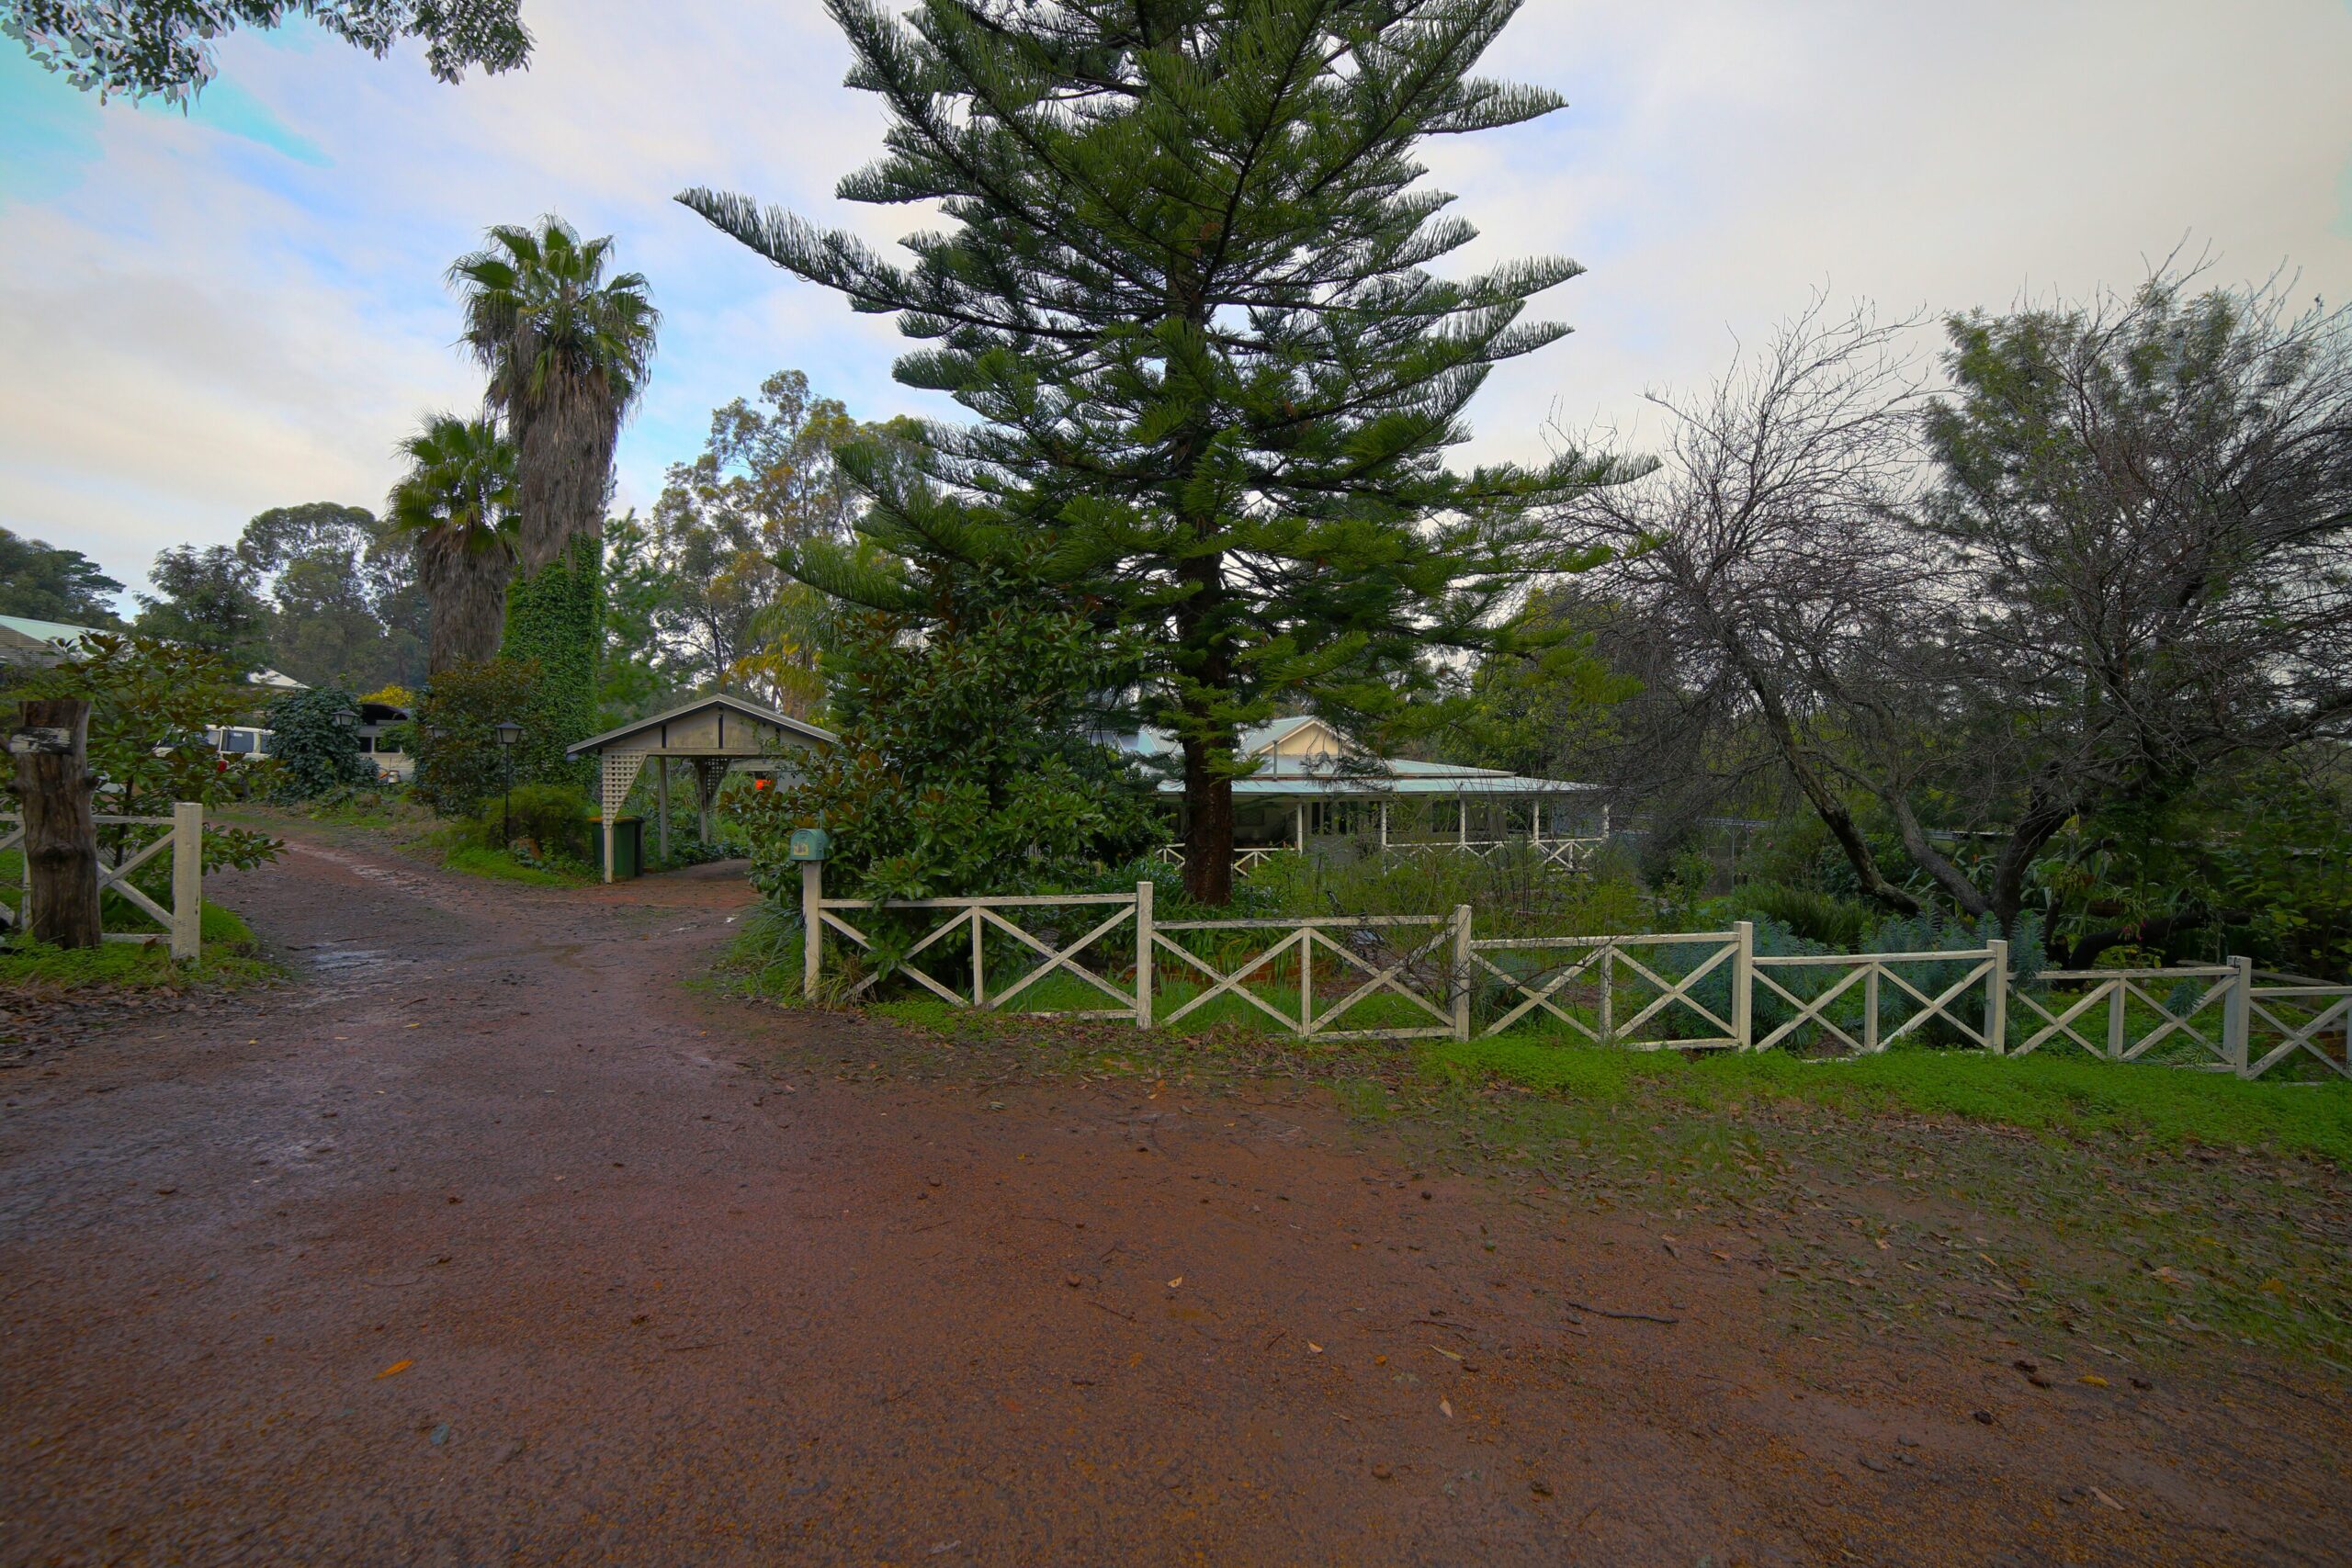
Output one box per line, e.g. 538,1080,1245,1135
2,827,2344,1566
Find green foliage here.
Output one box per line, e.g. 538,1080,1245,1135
683,1,1637,897
2032,761,2352,979
497,532,598,787
4,0,531,106
745,597,1157,910
638,369,888,713
1447,586,1639,780
131,545,271,671
411,656,549,817
715,899,807,1004
440,842,591,886
595,510,671,721
1,633,281,876
0,899,274,988
237,502,426,692
264,685,375,801
467,781,590,860
1728,882,1875,950
450,217,658,584
389,412,517,673
0,525,123,624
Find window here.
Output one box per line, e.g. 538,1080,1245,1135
222,729,254,754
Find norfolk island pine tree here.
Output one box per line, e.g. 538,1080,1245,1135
681,0,1636,903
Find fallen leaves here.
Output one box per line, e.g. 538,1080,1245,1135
374,1359,413,1380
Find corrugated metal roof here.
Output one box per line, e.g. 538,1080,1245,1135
0,615,107,646
1115,715,1592,795
1155,773,1596,797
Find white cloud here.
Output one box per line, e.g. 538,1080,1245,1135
2,0,2346,601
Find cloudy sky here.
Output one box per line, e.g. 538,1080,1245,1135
4,1,2348,611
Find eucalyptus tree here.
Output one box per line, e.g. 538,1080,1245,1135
682,0,1631,902
386,412,517,673
0,527,122,623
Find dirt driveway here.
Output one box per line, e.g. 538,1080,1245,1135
2,825,2343,1566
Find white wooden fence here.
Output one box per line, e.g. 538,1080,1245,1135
797,871,2350,1081
0,804,206,960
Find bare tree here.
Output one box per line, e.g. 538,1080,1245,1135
1558,296,1939,911
1550,265,2352,943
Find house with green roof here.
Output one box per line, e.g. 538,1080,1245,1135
1115,716,1607,875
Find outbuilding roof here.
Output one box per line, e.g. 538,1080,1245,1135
565,693,837,760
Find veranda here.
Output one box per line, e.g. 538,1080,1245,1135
1122,715,1608,876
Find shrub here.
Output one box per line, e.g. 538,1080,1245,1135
747,600,1158,905
266,685,376,800
0,632,281,880
1732,882,1875,950
469,781,591,861
413,657,580,817
499,533,600,788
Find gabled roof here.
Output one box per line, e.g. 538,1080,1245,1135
1155,772,1599,798
1111,715,1593,796
566,692,837,759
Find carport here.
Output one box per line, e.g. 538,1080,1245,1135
566,694,835,882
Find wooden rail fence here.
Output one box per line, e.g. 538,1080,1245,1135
796,870,2350,1080
0,804,206,959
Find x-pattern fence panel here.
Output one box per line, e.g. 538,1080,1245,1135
2247,978,2352,1081
1752,947,2006,1055
1152,914,1458,1041
798,870,2351,1080
1469,931,1744,1049
817,893,1142,1021
2014,966,2240,1068
1154,845,1293,877
2,807,204,958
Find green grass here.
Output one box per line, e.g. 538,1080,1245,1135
440,842,594,886
1427,1036,2352,1167
1,899,277,990
718,908,2352,1371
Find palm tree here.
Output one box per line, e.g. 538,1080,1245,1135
388,414,518,672
447,217,659,575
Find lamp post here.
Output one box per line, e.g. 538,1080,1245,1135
494,720,523,846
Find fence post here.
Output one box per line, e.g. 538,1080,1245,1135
1451,903,1474,1042
1134,880,1153,1029
2224,954,2253,1077
800,858,823,998
1863,962,1880,1054
1985,938,2008,1055
169,801,202,961
2106,978,2127,1061
1732,920,1754,1051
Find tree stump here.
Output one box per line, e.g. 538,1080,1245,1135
10,698,101,949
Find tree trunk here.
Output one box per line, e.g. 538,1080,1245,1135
514,406,617,574
1718,637,1920,915
421,532,515,674
1181,731,1235,906
11,699,101,949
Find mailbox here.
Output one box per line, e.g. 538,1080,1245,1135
788,828,831,863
